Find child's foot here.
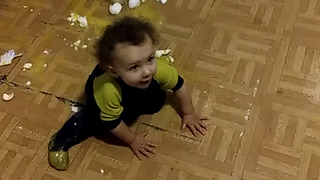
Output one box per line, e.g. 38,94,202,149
48,151,69,170
48,133,69,170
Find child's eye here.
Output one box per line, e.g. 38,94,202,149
147,56,155,62
129,65,138,71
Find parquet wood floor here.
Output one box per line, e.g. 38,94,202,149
1,0,320,179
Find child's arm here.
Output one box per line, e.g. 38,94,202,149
173,84,208,137
110,121,156,159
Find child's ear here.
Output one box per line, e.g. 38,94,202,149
108,65,119,77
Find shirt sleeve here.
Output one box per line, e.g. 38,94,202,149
154,57,181,90
93,73,123,121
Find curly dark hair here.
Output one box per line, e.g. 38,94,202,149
96,16,159,66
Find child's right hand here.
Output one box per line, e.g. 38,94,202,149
129,131,157,160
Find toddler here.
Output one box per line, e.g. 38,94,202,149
48,16,208,170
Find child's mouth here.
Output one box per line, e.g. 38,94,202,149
139,79,151,86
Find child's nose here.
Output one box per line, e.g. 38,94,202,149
142,67,151,77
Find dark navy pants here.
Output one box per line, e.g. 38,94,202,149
51,65,166,151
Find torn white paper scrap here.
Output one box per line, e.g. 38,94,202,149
0,50,23,66
2,93,14,101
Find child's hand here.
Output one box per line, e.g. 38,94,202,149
181,112,209,138
129,131,157,160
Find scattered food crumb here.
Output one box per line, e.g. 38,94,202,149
63,38,67,41
30,9,33,12
82,45,88,49
71,22,74,26
43,64,48,67
87,38,91,41
25,81,31,86
17,126,23,129
74,46,78,51
23,63,32,70
73,40,81,46
23,5,27,8
2,93,14,101
168,56,174,63
43,50,49,54
71,106,79,113
100,169,104,174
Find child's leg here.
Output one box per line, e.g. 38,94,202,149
48,107,99,170
50,108,98,151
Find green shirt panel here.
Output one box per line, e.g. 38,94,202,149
154,56,179,90
93,73,123,121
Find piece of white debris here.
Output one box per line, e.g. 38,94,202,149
67,13,88,28
77,16,88,28
23,5,28,8
82,45,88,49
159,0,167,4
25,81,31,86
17,126,23,129
43,63,48,67
73,40,81,46
0,50,23,66
23,63,32,69
128,0,141,9
63,38,67,41
109,2,122,15
71,106,79,113
141,0,146,2
30,9,33,12
100,169,104,174
74,122,77,126
155,49,171,57
2,93,14,101
87,38,92,41
74,46,78,51
67,13,79,22
43,50,49,54
168,56,174,63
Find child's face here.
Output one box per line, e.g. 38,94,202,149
109,36,156,89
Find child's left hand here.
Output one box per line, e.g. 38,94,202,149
181,112,209,138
